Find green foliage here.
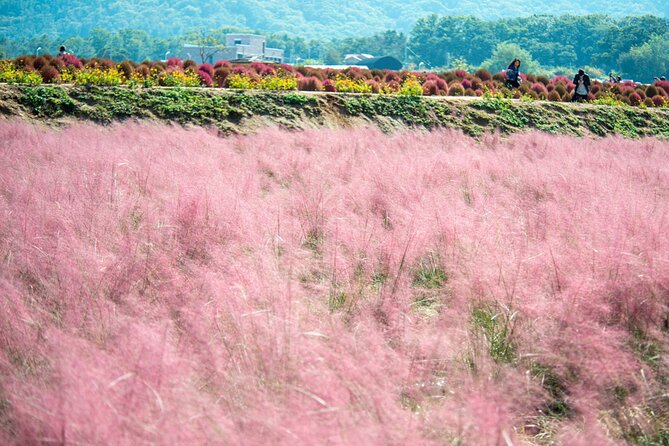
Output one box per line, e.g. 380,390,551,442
328,289,348,311
412,253,448,289
593,93,627,107
481,42,541,74
473,94,513,112
411,14,669,77
530,363,573,419
629,327,663,369
2,1,669,49
470,304,517,364
5,84,669,140
448,56,473,72
19,86,75,117
618,34,669,82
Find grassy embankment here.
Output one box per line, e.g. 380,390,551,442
1,84,668,138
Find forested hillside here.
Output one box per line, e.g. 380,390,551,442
0,0,667,40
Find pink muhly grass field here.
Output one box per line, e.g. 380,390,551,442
0,123,668,445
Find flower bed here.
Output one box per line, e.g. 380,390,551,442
1,55,668,107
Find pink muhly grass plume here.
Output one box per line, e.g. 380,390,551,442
0,123,668,445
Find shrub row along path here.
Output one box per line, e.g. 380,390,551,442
0,83,668,138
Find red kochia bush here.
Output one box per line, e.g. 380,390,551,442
384,72,401,83
118,60,134,79
645,85,658,97
475,68,492,81
40,65,60,83
14,55,35,69
531,82,549,98
323,79,336,92
198,70,213,87
182,59,198,72
135,64,150,77
214,60,231,69
167,57,182,68
231,65,248,75
548,90,562,102
422,80,440,96
61,54,83,69
49,58,66,71
33,56,48,70
249,62,274,76
628,92,642,106
651,95,665,107
213,67,230,87
297,76,323,91
198,63,214,77
448,81,464,96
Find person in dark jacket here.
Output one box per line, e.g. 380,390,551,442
572,69,591,101
505,59,521,89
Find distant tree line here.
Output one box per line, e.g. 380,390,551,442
1,15,667,82
410,14,668,82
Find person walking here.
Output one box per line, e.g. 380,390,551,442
505,59,522,89
572,69,591,102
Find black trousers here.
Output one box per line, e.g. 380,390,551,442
572,93,588,101
505,79,520,89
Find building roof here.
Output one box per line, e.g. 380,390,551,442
302,64,369,70
354,56,402,70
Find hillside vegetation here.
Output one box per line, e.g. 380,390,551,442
1,84,669,138
2,14,668,83
1,0,667,40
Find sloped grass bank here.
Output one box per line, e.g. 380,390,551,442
1,84,668,138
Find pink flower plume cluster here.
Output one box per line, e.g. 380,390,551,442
0,122,668,445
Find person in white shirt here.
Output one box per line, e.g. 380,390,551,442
572,69,591,102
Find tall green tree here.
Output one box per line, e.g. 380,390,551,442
481,42,540,74
618,33,669,82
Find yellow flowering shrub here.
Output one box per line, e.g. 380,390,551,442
259,74,298,91
0,62,42,85
397,74,423,96
158,70,201,87
227,73,258,90
334,76,372,93
74,67,124,86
